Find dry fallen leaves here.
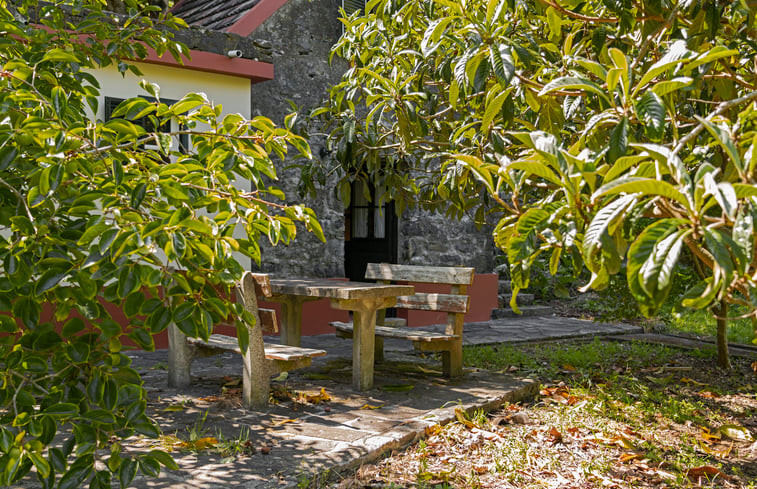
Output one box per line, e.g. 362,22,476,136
179,436,218,451
359,403,384,410
686,465,731,482
305,387,331,404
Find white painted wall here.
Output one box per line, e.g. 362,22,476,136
94,61,252,119
91,61,255,269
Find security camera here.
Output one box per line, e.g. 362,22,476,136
227,50,243,58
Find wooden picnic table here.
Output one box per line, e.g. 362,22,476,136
267,278,414,390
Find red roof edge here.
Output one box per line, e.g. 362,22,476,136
142,48,274,82
226,0,289,36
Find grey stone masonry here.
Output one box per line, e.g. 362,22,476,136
246,0,499,277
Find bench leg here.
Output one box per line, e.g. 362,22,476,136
167,323,193,388
242,329,269,410
374,336,384,363
442,338,463,378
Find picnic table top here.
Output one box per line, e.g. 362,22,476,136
268,278,414,301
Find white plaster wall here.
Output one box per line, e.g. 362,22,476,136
93,62,251,118
91,62,255,269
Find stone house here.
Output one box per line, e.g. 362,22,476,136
171,0,498,274
166,0,501,331
82,0,500,335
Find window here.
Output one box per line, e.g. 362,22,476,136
104,96,189,154
346,180,387,240
341,0,365,16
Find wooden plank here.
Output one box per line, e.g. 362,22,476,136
331,322,459,342
263,343,326,362
250,273,273,297
364,263,475,285
395,293,469,313
259,308,278,333
269,278,413,300
186,334,326,361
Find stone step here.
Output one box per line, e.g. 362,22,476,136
498,293,535,308
491,305,553,319
498,280,512,294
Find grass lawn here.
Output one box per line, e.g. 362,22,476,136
335,339,757,488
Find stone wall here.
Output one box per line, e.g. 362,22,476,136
248,0,497,277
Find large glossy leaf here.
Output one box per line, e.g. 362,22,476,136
538,76,611,104
583,194,637,261
703,173,737,220
593,177,690,209
607,117,629,164
636,91,666,141
695,116,744,177
627,219,686,316
634,40,692,95
489,44,515,86
506,160,562,186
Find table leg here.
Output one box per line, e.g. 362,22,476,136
332,296,396,391
352,307,377,390
279,296,305,347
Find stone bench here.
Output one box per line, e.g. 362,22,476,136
168,272,325,409
331,263,474,377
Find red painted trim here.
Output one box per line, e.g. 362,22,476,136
32,23,274,82
227,0,289,36
142,48,274,82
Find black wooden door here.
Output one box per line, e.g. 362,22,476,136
344,181,398,281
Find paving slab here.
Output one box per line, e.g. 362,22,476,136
14,316,643,488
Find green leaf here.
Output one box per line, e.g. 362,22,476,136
539,76,611,104
635,91,665,141
160,182,189,201
634,40,692,94
506,160,562,186
147,450,178,470
593,177,690,210
28,450,51,479
489,44,515,86
42,48,80,63
607,117,628,165
651,77,693,97
626,219,685,315
43,403,79,417
82,409,116,425
481,88,511,134
703,173,737,220
583,194,637,261
170,93,207,115
695,116,744,177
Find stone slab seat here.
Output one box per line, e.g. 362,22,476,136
330,263,475,378
167,272,326,410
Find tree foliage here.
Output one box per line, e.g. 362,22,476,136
306,0,757,367
0,0,320,486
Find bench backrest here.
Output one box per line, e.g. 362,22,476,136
238,272,278,333
364,263,474,315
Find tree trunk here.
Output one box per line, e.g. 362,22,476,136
715,299,731,369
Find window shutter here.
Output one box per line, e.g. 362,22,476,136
342,0,365,16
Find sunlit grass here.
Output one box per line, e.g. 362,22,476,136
662,307,756,345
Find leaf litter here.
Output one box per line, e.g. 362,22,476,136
332,342,756,488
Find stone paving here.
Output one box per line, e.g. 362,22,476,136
105,316,642,488
15,316,642,489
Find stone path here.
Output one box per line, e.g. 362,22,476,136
105,316,642,488
14,317,642,489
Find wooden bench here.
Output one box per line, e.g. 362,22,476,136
167,272,326,409
331,263,475,377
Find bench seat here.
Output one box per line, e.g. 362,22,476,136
168,272,326,409
331,322,459,342
187,334,326,363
